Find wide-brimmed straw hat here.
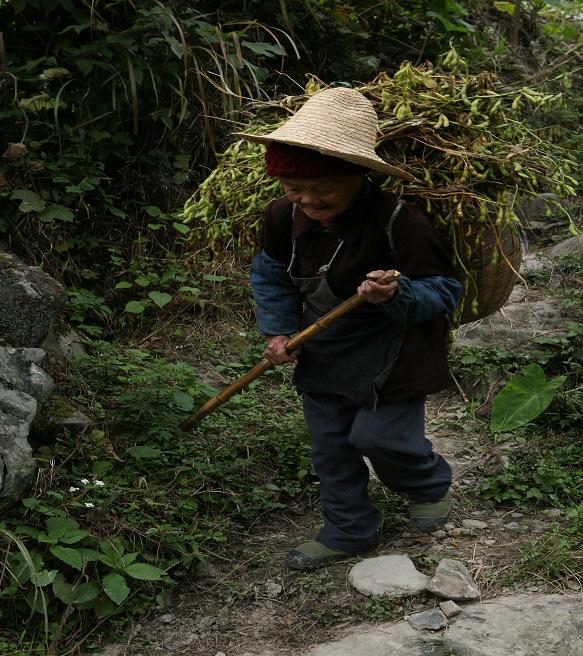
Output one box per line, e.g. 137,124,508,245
234,87,413,181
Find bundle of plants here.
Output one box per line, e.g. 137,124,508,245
182,47,577,321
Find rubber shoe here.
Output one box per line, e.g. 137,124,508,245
285,541,352,570
408,491,452,533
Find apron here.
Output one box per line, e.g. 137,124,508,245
288,206,406,408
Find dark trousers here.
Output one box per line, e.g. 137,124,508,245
302,391,452,553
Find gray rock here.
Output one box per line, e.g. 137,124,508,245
0,251,65,347
504,522,522,530
462,519,489,530
515,192,566,227
431,530,447,539
0,347,54,404
264,580,283,598
0,388,38,422
548,235,583,257
58,410,92,434
408,609,448,631
41,328,87,364
439,600,462,617
348,555,428,597
455,285,566,350
0,411,36,511
426,559,480,601
306,594,583,656
546,508,562,519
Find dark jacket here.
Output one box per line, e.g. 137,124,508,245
251,186,463,403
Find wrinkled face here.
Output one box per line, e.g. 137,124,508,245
280,176,365,222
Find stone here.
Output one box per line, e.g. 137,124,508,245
306,594,583,656
0,411,36,511
439,600,462,617
504,522,522,530
546,508,562,519
348,555,428,598
0,251,65,347
264,580,283,598
58,410,92,434
447,528,462,538
408,609,448,631
454,285,566,350
41,328,88,364
548,235,583,258
0,347,54,405
462,519,488,530
426,559,480,601
193,561,217,579
0,388,38,422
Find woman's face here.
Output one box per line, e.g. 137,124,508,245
280,175,365,222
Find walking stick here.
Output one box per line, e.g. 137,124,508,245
181,269,401,429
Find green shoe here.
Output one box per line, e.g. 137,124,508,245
285,541,352,570
408,491,452,533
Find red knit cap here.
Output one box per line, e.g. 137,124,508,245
265,142,367,178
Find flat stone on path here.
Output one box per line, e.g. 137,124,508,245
306,594,583,656
348,555,428,597
462,519,488,530
408,608,448,631
426,559,480,601
439,600,462,617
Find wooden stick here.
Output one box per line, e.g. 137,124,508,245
181,270,401,429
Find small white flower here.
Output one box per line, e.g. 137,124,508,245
69,486,80,492
80,478,90,485
94,480,105,487
84,502,95,508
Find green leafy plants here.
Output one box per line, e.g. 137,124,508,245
490,363,567,433
0,341,311,652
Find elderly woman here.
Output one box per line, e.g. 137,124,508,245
238,88,463,570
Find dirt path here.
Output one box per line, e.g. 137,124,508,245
99,388,579,656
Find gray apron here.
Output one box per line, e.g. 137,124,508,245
288,207,406,408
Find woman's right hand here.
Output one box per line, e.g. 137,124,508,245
264,335,298,365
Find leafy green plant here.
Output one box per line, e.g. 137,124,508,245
0,341,312,652
490,363,566,433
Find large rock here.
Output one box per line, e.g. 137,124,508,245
0,251,65,347
426,559,480,601
306,594,583,656
348,555,428,597
0,346,54,512
548,235,583,258
0,411,36,510
455,285,565,349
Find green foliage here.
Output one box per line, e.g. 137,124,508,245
480,437,583,506
0,341,311,652
490,363,566,433
512,524,582,582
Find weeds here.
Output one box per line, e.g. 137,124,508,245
0,341,311,653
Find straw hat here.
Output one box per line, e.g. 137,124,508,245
234,87,413,181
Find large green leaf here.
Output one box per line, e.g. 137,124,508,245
49,545,83,570
103,573,130,605
124,563,164,581
10,189,46,213
491,364,566,433
148,291,172,309
52,573,74,604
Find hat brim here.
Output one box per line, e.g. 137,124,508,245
232,132,416,182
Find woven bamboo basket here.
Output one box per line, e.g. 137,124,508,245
452,224,522,326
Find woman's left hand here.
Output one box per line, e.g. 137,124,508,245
357,270,399,304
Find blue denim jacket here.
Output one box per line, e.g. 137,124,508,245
251,250,463,336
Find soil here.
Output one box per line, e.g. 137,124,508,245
100,389,579,656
